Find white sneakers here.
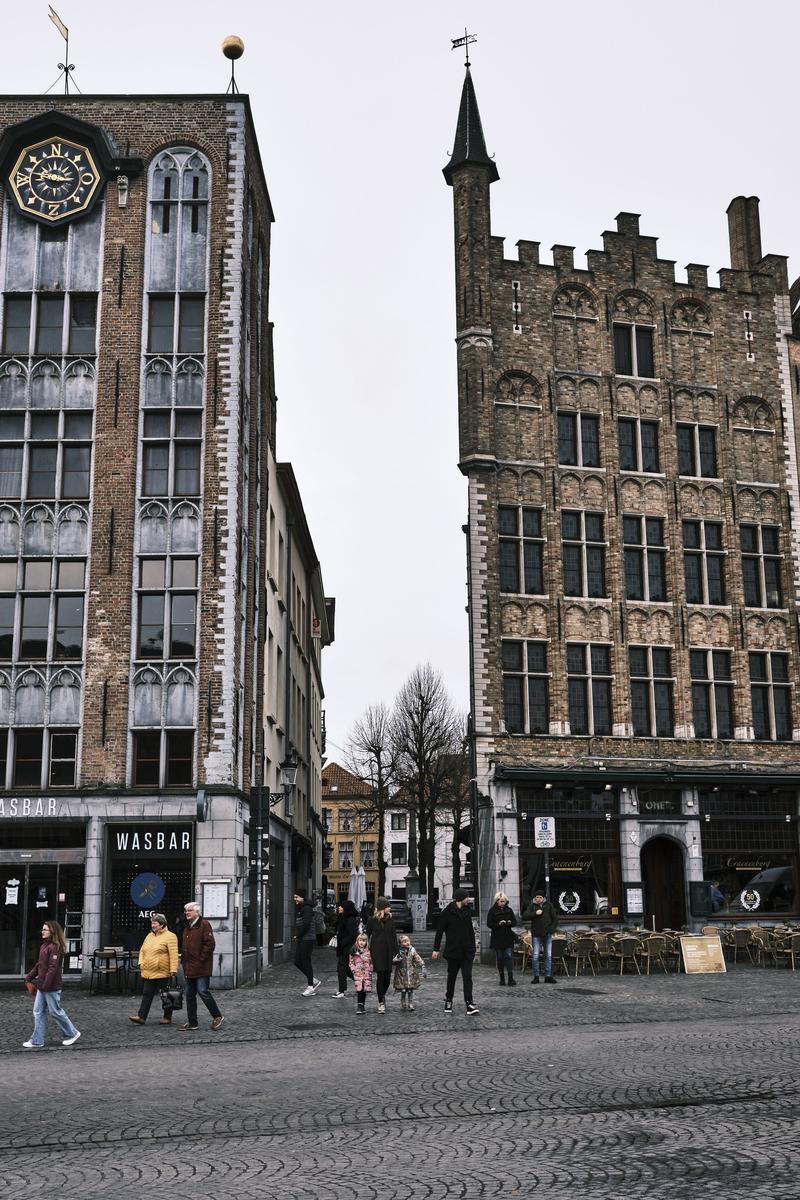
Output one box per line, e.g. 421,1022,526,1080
62,1031,81,1046
23,1030,82,1048
302,980,322,997
333,991,346,998
22,1040,41,1049
302,985,315,996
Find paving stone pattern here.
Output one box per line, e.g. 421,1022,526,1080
1,950,798,1199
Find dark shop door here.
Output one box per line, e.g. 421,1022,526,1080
640,837,686,931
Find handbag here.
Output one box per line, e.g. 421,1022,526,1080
160,982,184,1011
328,935,338,948
24,981,36,996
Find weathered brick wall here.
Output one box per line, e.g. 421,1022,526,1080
0,96,273,792
451,172,800,776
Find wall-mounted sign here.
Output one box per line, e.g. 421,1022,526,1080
107,824,193,859
5,878,20,906
534,816,556,849
130,872,166,908
202,881,230,920
0,798,61,818
552,857,592,874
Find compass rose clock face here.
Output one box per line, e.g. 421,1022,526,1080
9,136,102,224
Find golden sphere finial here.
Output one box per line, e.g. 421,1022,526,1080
222,36,245,61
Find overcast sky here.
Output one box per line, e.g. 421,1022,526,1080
3,2,799,758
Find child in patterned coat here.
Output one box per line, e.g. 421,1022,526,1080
392,933,425,1011
348,932,373,1015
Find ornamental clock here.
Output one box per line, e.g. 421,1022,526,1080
9,136,102,225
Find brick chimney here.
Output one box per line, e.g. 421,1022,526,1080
727,196,762,270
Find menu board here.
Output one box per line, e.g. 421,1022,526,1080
680,935,727,974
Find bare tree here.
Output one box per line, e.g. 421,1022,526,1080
344,702,397,896
391,664,461,906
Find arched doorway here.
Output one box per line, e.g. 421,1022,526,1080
640,837,686,930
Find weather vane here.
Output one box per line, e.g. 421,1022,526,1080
451,28,477,68
45,6,80,95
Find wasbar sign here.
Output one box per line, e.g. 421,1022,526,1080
108,824,192,858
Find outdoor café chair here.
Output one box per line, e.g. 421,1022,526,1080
610,936,641,975
750,930,777,968
568,935,598,977
776,932,800,971
731,928,756,965
638,934,669,975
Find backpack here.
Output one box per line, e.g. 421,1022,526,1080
313,907,327,944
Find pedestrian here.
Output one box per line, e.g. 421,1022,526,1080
487,891,518,986
349,932,373,1015
22,920,81,1049
366,896,398,1014
432,888,479,1015
178,902,225,1032
129,913,180,1024
525,889,559,984
392,932,425,1011
332,900,359,998
293,889,320,996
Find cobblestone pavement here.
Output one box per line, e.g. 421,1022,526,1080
1,951,798,1199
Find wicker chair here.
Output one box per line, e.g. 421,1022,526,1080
750,930,777,967
776,932,800,971
609,936,641,975
568,935,599,977
731,928,755,965
550,937,571,977
514,933,532,973
638,934,669,975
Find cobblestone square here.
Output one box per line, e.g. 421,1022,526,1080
1,949,798,1199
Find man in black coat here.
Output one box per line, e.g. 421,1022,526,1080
525,889,559,984
366,897,398,1014
432,888,479,1015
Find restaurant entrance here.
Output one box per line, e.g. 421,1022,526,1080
641,837,686,931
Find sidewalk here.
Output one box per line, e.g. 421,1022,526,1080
3,946,797,1053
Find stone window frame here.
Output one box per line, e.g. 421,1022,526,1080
561,509,607,598
689,648,734,739
683,519,726,607
617,415,661,474
498,504,546,596
629,645,675,737
557,409,601,468
501,639,550,735
566,642,613,736
623,514,667,602
2,723,78,790
740,523,784,610
749,651,792,742
677,422,718,478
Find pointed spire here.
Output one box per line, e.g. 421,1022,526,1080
443,67,499,186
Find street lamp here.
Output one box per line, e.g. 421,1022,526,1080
254,750,299,984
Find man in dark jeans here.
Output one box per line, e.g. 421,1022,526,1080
293,890,320,996
432,889,479,1015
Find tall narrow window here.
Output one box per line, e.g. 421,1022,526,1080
750,652,792,741
613,324,655,378
502,640,549,734
567,643,612,735
499,506,545,594
557,412,600,466
623,516,666,601
677,424,717,477
562,510,606,597
691,650,733,739
629,646,674,737
618,417,660,472
683,521,725,605
741,525,783,608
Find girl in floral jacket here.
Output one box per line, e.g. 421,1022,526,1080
348,933,373,1015
392,934,425,1011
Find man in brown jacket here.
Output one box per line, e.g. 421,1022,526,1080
178,902,225,1031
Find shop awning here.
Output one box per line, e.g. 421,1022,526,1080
494,764,800,788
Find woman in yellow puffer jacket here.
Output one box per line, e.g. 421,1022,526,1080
129,913,179,1026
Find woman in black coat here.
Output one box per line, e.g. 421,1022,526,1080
366,897,398,1014
487,891,518,986
333,900,359,998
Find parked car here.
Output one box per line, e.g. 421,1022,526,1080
388,899,413,931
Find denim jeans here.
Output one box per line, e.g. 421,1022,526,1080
31,989,79,1045
494,946,514,975
532,934,553,977
185,976,222,1025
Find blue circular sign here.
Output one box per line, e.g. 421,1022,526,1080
130,872,165,908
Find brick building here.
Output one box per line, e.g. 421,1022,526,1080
0,95,332,985
321,762,378,911
445,69,800,941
